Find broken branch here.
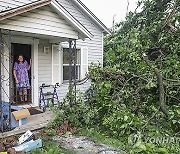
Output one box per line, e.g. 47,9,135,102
142,53,169,117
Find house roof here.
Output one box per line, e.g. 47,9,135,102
72,0,111,34
0,0,110,37
0,0,93,39
0,0,51,21
0,0,38,13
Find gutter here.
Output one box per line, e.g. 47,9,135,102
51,0,93,40
73,0,111,35
0,0,51,21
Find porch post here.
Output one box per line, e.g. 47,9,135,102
0,29,2,132
9,30,13,105
0,29,12,132
73,40,77,102
0,29,3,103
69,39,72,86
69,39,73,106
32,38,39,106
68,39,77,106
0,29,2,104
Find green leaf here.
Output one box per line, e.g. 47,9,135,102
157,147,168,153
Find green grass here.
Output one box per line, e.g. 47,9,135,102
27,139,76,154
77,127,127,152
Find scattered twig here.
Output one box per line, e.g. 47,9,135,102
141,107,161,130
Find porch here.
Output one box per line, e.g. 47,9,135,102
0,0,92,133
0,28,81,133
0,29,78,103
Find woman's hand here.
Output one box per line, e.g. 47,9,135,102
27,59,32,70
13,69,19,84
30,59,32,65
15,79,19,84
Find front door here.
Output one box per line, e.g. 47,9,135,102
12,43,32,104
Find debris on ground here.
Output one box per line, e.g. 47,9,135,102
13,139,42,152
11,106,31,129
1,125,125,154
0,130,42,154
0,136,24,154
55,120,77,135
17,130,34,145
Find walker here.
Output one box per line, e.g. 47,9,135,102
39,83,60,112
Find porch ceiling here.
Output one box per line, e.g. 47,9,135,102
2,29,69,43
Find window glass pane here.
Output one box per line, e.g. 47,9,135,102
63,66,80,81
77,50,80,64
63,66,69,81
63,48,80,64
63,48,69,64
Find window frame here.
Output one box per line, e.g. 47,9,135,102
62,47,81,82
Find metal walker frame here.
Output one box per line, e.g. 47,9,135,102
39,83,60,112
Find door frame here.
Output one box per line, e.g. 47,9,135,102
11,36,39,106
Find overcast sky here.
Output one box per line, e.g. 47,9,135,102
81,0,139,28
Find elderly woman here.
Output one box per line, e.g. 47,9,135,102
13,55,31,102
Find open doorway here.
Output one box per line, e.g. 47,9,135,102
12,43,32,104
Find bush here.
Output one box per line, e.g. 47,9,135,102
51,91,98,128
103,109,142,138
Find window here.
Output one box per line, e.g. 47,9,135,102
52,44,88,84
63,48,81,81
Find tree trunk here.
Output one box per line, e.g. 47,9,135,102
143,53,169,117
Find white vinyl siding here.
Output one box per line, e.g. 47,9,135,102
57,0,103,64
55,0,104,100
38,42,90,102
0,5,79,39
38,41,52,87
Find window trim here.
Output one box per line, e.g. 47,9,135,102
52,44,61,85
62,47,81,82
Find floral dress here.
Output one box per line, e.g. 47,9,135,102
13,61,30,91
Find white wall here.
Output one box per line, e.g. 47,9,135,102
0,5,78,39
38,40,91,102
38,40,52,86
57,0,104,64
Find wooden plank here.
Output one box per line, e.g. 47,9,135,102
0,110,53,138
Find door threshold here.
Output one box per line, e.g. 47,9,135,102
16,104,37,109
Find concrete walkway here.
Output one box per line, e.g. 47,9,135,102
53,135,126,154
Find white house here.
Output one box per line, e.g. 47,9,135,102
0,0,110,107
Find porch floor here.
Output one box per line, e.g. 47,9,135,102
0,109,53,138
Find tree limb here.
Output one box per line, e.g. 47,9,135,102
142,53,169,117
162,6,176,30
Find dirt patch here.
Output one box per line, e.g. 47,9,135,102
0,137,25,154
55,120,77,135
